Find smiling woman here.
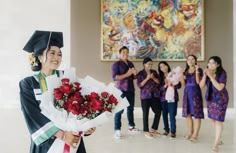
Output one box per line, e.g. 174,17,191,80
19,30,92,153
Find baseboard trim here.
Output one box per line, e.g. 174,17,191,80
132,107,235,120
1,104,235,120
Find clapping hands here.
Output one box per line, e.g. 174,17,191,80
127,67,138,76
204,68,214,79
146,73,155,80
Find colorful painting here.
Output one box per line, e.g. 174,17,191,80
101,0,204,61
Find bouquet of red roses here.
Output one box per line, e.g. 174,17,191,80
53,78,118,119
39,68,129,153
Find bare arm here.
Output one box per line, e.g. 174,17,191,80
195,64,201,84
210,77,225,91
199,69,207,89
207,70,225,91
180,73,185,87
203,69,225,91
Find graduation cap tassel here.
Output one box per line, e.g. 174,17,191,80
42,32,52,63
46,32,52,49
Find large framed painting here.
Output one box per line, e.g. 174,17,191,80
101,0,204,61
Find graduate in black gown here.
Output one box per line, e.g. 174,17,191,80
19,30,95,153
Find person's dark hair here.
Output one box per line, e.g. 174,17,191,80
143,57,152,65
119,46,129,54
30,56,42,71
158,61,171,83
208,56,224,77
29,48,45,71
184,54,197,73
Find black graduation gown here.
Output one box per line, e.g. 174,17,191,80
19,75,86,153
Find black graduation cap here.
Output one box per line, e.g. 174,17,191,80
23,30,63,55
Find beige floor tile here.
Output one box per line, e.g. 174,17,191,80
0,106,235,153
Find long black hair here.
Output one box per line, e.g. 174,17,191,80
158,61,171,83
184,54,197,74
29,48,46,71
208,56,224,77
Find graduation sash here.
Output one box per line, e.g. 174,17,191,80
37,70,58,93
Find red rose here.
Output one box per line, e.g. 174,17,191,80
89,99,103,112
74,82,81,91
61,78,70,85
104,107,112,112
107,94,118,105
74,91,82,97
67,101,80,115
69,94,85,104
77,96,85,104
85,95,92,101
60,84,72,94
101,91,109,98
90,92,99,99
79,105,90,117
62,100,70,110
54,88,63,100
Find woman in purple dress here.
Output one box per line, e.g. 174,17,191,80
181,55,204,142
199,56,229,152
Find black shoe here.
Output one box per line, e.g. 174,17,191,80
170,133,176,139
162,131,169,136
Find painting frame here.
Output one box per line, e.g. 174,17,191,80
101,0,204,61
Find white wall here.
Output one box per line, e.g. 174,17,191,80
234,0,236,111
0,0,70,105
234,0,236,143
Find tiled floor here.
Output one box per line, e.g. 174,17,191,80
0,106,235,153
85,118,235,153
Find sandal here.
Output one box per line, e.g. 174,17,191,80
150,129,161,136
184,134,192,140
190,136,198,143
218,140,223,145
144,132,154,139
212,145,219,152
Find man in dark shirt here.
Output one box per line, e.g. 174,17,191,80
112,46,140,139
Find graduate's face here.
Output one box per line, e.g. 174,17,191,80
40,46,62,70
